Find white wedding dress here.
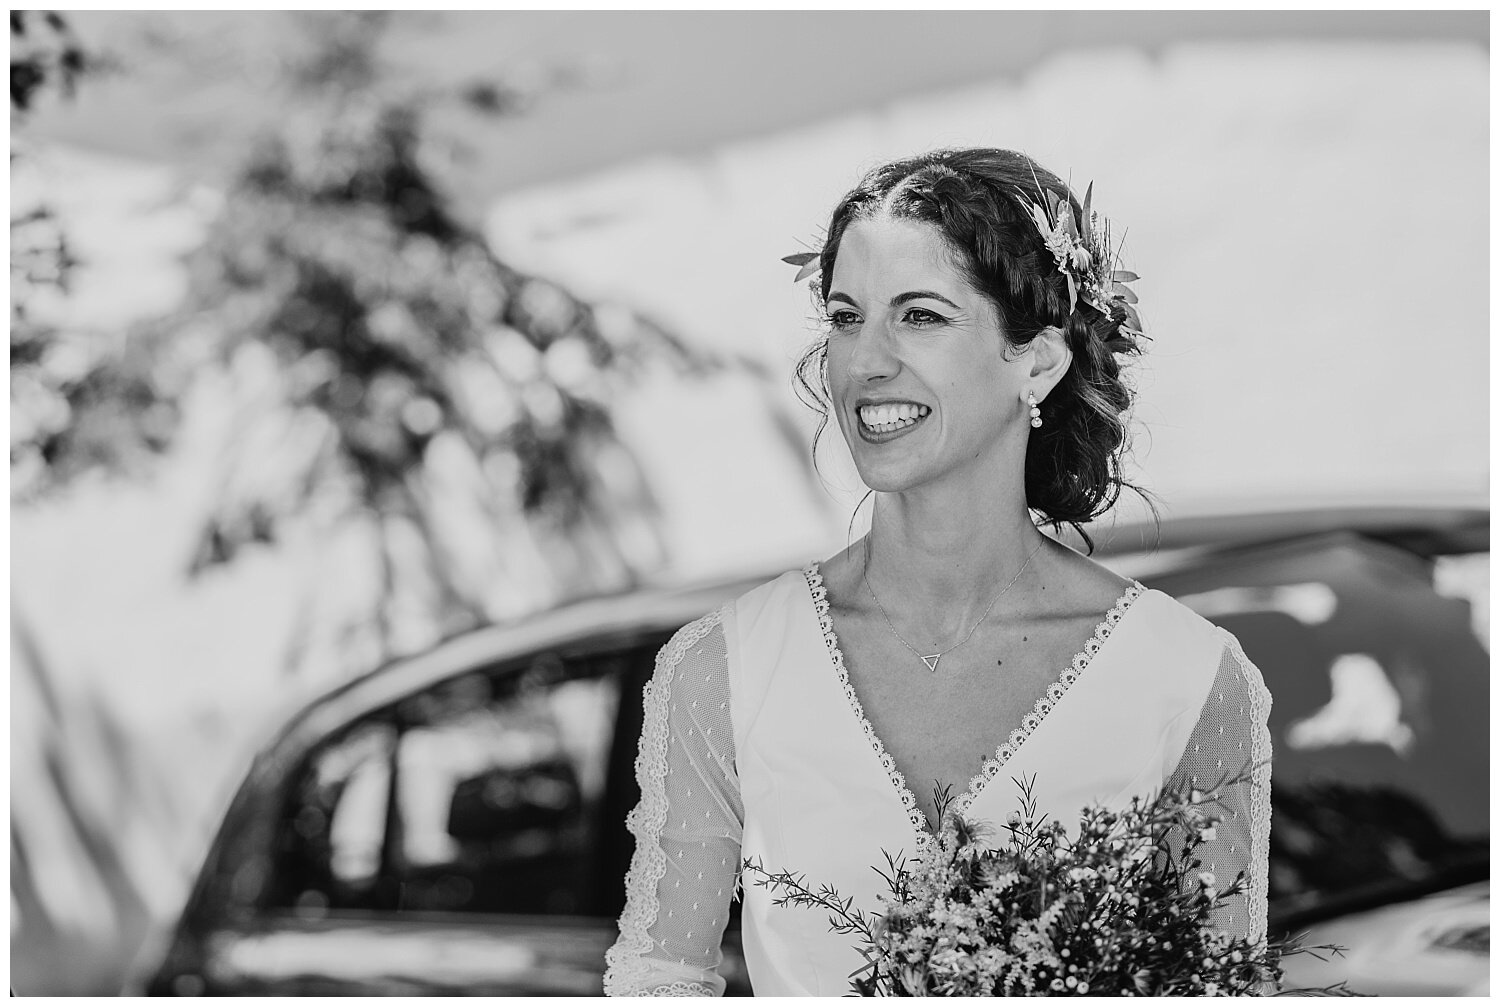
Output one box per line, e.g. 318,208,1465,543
603,566,1273,996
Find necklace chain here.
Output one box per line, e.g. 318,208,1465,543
863,535,1046,673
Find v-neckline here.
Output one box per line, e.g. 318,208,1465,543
802,564,1148,856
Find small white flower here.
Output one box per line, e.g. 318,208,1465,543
1199,826,1218,842
1198,871,1217,888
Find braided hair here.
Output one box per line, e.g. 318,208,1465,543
795,148,1148,548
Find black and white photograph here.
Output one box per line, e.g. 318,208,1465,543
10,10,1488,997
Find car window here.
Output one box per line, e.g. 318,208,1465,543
270,720,397,912
269,645,656,919
1154,537,1489,917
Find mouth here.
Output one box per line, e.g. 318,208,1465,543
855,401,931,443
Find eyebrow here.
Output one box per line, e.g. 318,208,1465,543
826,290,963,310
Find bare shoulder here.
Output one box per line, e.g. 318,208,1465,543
1034,537,1135,617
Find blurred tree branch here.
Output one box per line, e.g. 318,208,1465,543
15,12,799,674
11,11,178,499
165,12,718,664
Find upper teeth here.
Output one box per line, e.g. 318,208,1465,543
859,403,929,427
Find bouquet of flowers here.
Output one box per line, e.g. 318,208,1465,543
744,777,1345,996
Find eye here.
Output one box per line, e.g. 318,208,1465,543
903,307,948,328
826,309,861,330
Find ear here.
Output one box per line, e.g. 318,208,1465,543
1026,325,1072,402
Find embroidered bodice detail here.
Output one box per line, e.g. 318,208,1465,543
804,565,1146,857
803,564,933,855
954,580,1146,822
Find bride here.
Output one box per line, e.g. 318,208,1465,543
603,148,1272,996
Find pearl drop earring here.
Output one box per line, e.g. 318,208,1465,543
1028,392,1043,428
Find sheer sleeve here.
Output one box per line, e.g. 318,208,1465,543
1165,629,1273,943
603,608,743,996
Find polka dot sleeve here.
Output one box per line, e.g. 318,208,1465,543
1165,629,1273,944
603,609,743,996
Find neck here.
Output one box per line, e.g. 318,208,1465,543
863,485,1046,627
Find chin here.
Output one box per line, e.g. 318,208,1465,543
844,443,947,495
849,457,931,494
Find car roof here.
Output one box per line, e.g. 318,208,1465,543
263,568,773,763
1066,502,1487,558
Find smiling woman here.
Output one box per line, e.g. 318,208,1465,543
602,149,1274,996
802,150,1146,542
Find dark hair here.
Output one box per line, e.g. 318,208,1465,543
794,148,1149,549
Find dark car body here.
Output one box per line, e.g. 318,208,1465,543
140,505,1489,996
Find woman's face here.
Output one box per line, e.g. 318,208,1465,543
825,215,1031,494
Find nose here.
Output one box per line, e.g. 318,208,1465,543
846,318,900,384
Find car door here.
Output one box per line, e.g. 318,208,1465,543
153,639,749,995
1147,532,1489,994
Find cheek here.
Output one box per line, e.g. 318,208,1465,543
935,364,1012,429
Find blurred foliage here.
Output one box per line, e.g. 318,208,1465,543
14,12,785,665
168,12,744,659
10,11,88,113
11,11,179,497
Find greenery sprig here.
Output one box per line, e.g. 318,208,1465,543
781,250,821,284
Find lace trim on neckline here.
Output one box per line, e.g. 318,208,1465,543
804,564,930,853
952,579,1147,822
803,564,1146,857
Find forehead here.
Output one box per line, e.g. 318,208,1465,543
831,216,969,295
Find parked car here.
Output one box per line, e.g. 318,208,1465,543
137,504,1489,996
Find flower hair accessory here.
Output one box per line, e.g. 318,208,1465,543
1018,181,1144,339
780,176,1144,341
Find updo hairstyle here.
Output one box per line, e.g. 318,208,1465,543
795,148,1148,545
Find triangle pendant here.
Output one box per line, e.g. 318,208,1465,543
920,654,941,672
